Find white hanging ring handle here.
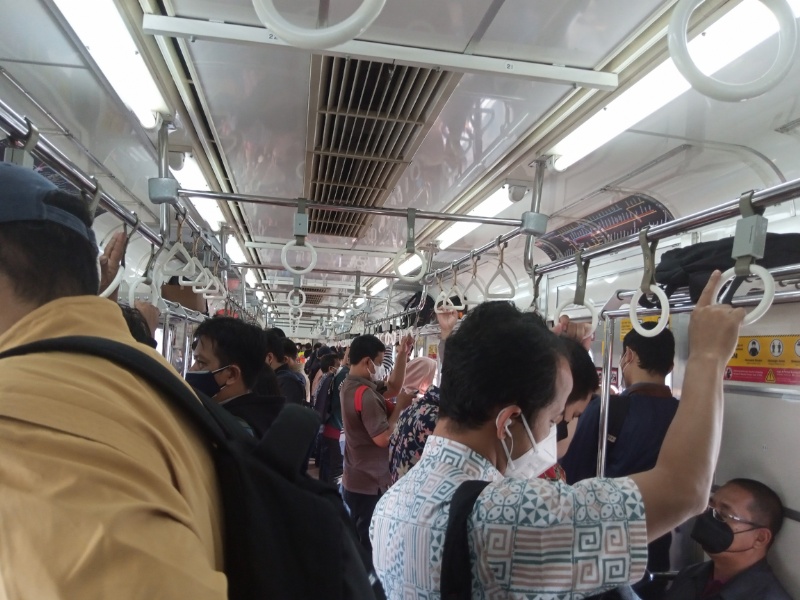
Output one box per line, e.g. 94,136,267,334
289,306,303,320
100,267,125,299
668,0,797,102
127,277,153,308
629,285,671,337
281,240,318,275
287,288,307,308
711,265,775,325
392,248,427,283
252,0,386,50
554,299,599,338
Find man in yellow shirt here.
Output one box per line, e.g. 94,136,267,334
0,163,226,598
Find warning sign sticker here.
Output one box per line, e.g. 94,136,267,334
620,315,672,341
725,335,800,386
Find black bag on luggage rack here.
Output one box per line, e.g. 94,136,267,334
654,232,800,303
0,336,385,600
399,291,435,328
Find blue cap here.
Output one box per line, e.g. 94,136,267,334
0,162,96,244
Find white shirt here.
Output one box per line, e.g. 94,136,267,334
371,435,648,599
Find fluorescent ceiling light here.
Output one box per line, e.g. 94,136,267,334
173,154,227,229
256,290,265,300
245,270,258,287
437,186,512,250
550,0,800,170
369,279,389,296
369,252,424,296
354,297,366,307
52,0,168,129
226,238,247,264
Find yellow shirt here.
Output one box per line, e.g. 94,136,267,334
0,297,226,599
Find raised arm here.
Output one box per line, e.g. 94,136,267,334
384,334,413,399
630,271,745,540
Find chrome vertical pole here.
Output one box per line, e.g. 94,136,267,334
161,307,172,363
597,316,615,477
183,320,193,376
157,119,171,245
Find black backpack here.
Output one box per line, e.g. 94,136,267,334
654,232,800,303
313,370,336,422
0,336,385,600
399,292,435,328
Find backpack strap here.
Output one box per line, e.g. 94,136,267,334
0,336,248,446
440,480,491,600
354,385,370,413
254,403,320,479
606,394,632,449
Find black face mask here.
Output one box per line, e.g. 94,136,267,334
185,366,230,398
691,510,735,554
556,420,570,442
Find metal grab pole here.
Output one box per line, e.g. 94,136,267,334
426,229,523,282
161,307,172,363
233,263,402,280
180,189,523,228
536,177,800,276
597,316,615,478
524,160,546,278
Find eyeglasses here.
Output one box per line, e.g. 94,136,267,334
707,506,765,529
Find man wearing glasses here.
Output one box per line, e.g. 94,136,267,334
665,478,791,599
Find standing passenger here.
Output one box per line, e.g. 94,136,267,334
0,163,226,597
371,282,744,599
341,333,413,552
264,329,306,405
560,321,679,598
188,317,284,438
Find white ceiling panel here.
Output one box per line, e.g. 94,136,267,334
387,72,571,214
183,39,311,199
169,0,495,52
475,0,669,68
0,0,85,67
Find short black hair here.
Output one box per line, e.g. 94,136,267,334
623,321,675,377
562,337,599,404
439,301,565,429
263,329,286,362
270,327,286,339
727,478,785,544
0,189,98,304
193,317,267,388
321,354,339,372
120,305,157,348
282,337,298,360
349,335,386,365
313,342,322,350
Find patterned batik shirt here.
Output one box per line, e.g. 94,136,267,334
389,386,441,484
371,435,648,600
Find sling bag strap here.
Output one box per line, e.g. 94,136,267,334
0,336,249,446
440,480,491,600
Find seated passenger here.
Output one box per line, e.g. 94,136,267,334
388,356,438,483
188,317,284,437
665,479,791,600
371,279,744,599
0,163,226,596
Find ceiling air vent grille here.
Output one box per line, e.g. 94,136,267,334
307,56,457,238
300,286,328,306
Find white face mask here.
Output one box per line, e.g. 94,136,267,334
496,411,558,479
370,360,384,382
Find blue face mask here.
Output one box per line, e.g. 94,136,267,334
185,365,231,398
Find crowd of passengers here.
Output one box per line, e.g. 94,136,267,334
0,161,793,599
